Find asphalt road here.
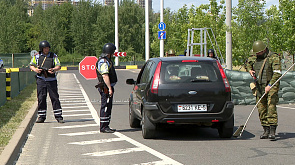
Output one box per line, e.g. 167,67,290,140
15,70,295,165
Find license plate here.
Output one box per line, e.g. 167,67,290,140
178,104,207,112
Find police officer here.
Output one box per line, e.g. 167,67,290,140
207,49,216,59
29,40,64,123
246,40,281,140
96,43,118,133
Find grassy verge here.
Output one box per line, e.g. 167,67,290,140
0,83,37,154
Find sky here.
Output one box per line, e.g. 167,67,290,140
96,0,280,12
152,0,280,12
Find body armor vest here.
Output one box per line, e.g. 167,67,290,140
37,52,55,78
253,51,273,85
96,57,118,84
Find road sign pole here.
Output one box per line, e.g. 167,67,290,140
160,0,164,57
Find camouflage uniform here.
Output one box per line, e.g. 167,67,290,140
246,49,281,127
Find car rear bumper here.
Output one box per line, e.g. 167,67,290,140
143,101,234,124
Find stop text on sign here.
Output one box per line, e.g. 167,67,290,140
81,64,96,70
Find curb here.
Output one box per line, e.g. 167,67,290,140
0,101,38,165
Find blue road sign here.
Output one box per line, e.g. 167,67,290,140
158,22,166,31
158,31,166,40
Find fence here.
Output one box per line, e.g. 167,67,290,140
0,68,35,107
0,53,31,68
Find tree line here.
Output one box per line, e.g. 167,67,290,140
0,0,294,65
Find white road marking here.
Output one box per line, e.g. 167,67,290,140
277,105,295,110
64,73,183,165
62,106,88,109
60,98,86,100
73,74,100,124
134,160,167,165
62,110,89,113
61,103,87,105
54,124,98,129
69,138,124,145
114,132,183,165
83,147,145,157
59,131,100,136
59,96,84,98
62,114,92,117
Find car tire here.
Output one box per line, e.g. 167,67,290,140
142,110,156,139
129,104,140,128
0,65,3,69
218,115,234,138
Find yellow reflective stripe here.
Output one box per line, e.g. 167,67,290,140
60,67,67,70
6,86,11,91
6,78,11,82
7,97,11,101
126,65,138,69
10,68,19,72
6,69,11,73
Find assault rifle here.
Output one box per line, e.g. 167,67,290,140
95,82,109,94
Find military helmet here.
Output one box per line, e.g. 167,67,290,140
252,40,266,54
39,40,50,52
168,49,175,55
102,43,116,54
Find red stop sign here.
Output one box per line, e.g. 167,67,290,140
79,56,98,80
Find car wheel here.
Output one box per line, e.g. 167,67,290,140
218,115,234,138
0,65,3,69
129,104,140,128
141,110,156,139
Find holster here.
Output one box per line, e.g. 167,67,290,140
249,82,257,96
95,82,108,94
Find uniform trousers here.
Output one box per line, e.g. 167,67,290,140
36,78,63,120
98,86,114,131
256,84,279,126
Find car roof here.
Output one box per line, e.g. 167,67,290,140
150,56,216,62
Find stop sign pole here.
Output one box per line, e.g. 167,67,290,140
79,56,98,80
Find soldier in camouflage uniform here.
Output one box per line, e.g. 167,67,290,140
246,40,281,140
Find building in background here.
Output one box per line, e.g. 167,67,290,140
103,0,152,11
136,0,152,11
104,0,114,6
28,0,152,16
28,0,78,16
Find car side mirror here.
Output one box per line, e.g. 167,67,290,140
126,78,135,85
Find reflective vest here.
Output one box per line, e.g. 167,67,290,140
96,57,118,85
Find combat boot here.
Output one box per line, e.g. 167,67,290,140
260,126,270,139
269,125,277,141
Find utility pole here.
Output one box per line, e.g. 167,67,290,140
115,0,119,66
226,0,232,70
145,0,150,61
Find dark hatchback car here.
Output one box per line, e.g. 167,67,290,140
126,57,234,139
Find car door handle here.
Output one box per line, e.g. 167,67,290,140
140,90,144,92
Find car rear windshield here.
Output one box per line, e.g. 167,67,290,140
161,61,221,84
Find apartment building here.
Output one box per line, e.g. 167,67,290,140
104,0,152,11
28,0,78,16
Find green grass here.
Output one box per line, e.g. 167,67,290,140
0,83,37,154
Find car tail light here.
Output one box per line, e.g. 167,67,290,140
182,60,198,62
151,61,162,94
217,61,231,92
